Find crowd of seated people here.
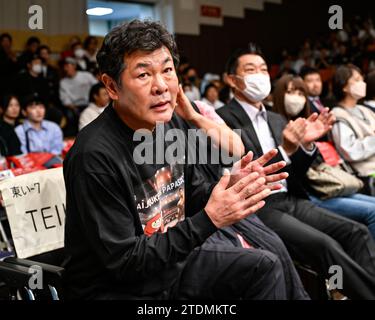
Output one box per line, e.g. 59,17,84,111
1,16,375,301
0,33,106,159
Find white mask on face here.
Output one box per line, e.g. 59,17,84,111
32,64,43,74
284,93,306,116
74,48,86,59
350,81,367,100
238,73,271,102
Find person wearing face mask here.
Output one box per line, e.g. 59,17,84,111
182,66,201,101
332,64,375,195
72,43,89,72
273,74,375,240
12,54,50,106
217,45,375,300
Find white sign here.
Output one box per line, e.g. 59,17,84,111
0,168,65,258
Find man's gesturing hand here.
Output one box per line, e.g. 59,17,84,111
205,170,271,229
229,149,289,192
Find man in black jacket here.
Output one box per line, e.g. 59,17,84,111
217,45,375,299
63,20,297,300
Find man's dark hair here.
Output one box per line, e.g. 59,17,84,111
333,64,362,102
25,53,41,65
22,93,45,110
37,45,51,55
300,66,320,80
97,20,180,86
89,82,106,103
225,42,265,75
26,36,41,47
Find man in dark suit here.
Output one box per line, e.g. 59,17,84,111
300,66,336,112
217,45,375,300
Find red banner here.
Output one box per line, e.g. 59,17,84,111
200,5,222,18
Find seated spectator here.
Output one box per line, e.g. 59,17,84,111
60,57,98,109
71,42,89,72
60,36,81,61
17,36,40,71
83,36,99,73
15,94,63,155
38,45,61,107
273,74,375,239
64,20,297,301
0,33,18,97
0,120,21,156
331,64,375,185
79,83,109,130
364,70,375,111
201,84,224,110
217,45,375,299
200,73,220,94
12,54,50,104
59,57,98,136
300,66,336,111
182,66,201,101
0,94,21,127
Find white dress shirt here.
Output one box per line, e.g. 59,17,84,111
236,98,316,193
79,103,107,130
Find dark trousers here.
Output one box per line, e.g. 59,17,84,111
256,192,375,300
174,215,310,300
231,215,309,300
175,231,287,300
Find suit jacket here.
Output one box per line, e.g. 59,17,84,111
217,99,317,199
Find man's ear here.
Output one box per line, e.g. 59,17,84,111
101,74,119,101
226,74,237,90
22,109,27,117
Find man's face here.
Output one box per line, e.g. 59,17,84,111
28,58,42,73
64,63,77,77
24,104,45,123
304,73,322,97
228,54,269,103
110,46,179,130
39,48,49,62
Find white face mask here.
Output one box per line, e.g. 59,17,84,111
32,64,43,74
284,93,306,116
238,73,271,102
74,48,86,59
350,81,367,100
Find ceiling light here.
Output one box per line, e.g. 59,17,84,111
86,7,113,16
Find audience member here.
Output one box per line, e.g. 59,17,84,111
15,94,63,155
79,83,109,130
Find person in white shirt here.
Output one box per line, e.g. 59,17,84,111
59,57,98,136
182,66,201,101
331,64,375,192
60,58,98,109
79,82,110,130
201,83,224,110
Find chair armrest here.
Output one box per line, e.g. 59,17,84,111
4,257,64,278
0,261,32,288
